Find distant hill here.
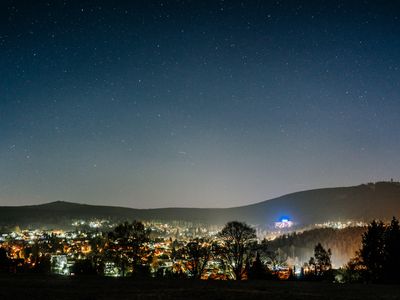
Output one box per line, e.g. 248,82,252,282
1,182,400,229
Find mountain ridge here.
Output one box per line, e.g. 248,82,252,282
1,181,400,229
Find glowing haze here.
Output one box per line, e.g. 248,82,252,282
1,1,399,208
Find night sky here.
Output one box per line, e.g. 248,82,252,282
1,1,400,208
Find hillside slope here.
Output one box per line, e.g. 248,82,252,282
0,182,399,228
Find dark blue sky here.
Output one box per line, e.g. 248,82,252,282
1,1,400,208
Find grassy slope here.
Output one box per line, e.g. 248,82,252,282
1,274,400,300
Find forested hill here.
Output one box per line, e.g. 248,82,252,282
0,181,399,229
267,227,367,267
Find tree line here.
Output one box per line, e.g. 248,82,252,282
343,217,400,283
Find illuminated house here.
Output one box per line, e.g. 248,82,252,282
50,255,75,275
103,262,121,277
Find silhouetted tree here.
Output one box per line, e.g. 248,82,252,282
248,251,270,279
182,238,212,279
357,217,400,282
359,220,386,281
107,221,150,276
343,255,366,282
313,243,332,275
0,248,10,272
218,221,256,280
383,217,400,282
308,257,316,275
306,243,332,280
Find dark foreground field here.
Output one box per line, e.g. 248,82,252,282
1,275,400,300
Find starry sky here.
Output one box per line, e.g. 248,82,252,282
1,0,400,208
